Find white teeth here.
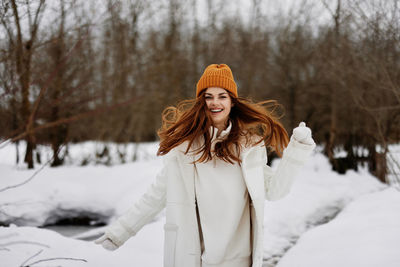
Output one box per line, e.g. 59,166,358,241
211,109,223,113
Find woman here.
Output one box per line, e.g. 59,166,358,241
95,64,316,267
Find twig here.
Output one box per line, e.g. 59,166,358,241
0,138,12,150
0,124,26,148
0,164,44,192
22,257,87,267
20,249,43,267
25,35,86,138
0,144,64,193
0,157,54,193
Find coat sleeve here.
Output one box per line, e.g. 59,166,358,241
264,137,315,201
105,158,169,247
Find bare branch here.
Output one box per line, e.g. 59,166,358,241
3,95,142,146
26,0,32,30
0,144,64,193
321,0,335,17
22,256,87,267
26,35,86,135
29,0,46,44
0,164,45,192
20,249,43,267
10,1,23,53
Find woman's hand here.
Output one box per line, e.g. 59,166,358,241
292,122,315,145
94,234,119,251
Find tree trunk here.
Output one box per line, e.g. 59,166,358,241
24,136,34,169
10,0,45,169
326,85,337,166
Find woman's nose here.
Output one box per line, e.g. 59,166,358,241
210,98,219,105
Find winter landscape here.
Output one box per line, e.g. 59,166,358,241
1,142,399,267
2,0,400,266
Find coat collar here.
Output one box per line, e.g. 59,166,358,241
209,120,232,141
209,120,232,151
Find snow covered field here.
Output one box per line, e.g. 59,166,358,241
1,142,400,267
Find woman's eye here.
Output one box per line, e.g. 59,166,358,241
205,96,212,99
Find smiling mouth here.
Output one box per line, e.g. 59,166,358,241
210,109,223,114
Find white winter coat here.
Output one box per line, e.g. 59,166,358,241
105,137,315,267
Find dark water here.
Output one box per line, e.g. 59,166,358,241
42,225,101,240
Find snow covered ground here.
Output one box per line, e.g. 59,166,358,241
277,187,400,267
1,142,400,267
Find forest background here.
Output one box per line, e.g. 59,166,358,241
0,0,399,185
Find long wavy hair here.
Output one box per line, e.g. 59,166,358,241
157,90,289,164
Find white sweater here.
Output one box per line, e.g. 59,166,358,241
194,123,251,267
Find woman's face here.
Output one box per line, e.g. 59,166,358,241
204,87,233,129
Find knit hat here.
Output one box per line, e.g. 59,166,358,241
196,64,238,98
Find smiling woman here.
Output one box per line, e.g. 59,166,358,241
204,87,233,133
95,63,316,267
156,64,296,164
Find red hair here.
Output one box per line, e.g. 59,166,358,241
157,90,289,164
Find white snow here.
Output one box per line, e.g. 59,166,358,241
276,188,400,267
262,153,387,266
1,141,400,267
1,222,164,267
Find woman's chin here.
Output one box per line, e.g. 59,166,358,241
211,118,228,127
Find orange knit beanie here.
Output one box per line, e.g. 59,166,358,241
196,63,238,98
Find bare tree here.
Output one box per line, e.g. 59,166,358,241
3,0,46,168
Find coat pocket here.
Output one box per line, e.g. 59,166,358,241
163,223,179,267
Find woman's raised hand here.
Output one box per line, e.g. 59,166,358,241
292,122,315,145
94,234,119,251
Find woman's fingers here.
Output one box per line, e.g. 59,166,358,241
94,234,107,244
102,239,118,251
94,234,118,251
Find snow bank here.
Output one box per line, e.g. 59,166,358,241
0,158,163,226
0,221,164,267
276,188,400,267
262,152,386,266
